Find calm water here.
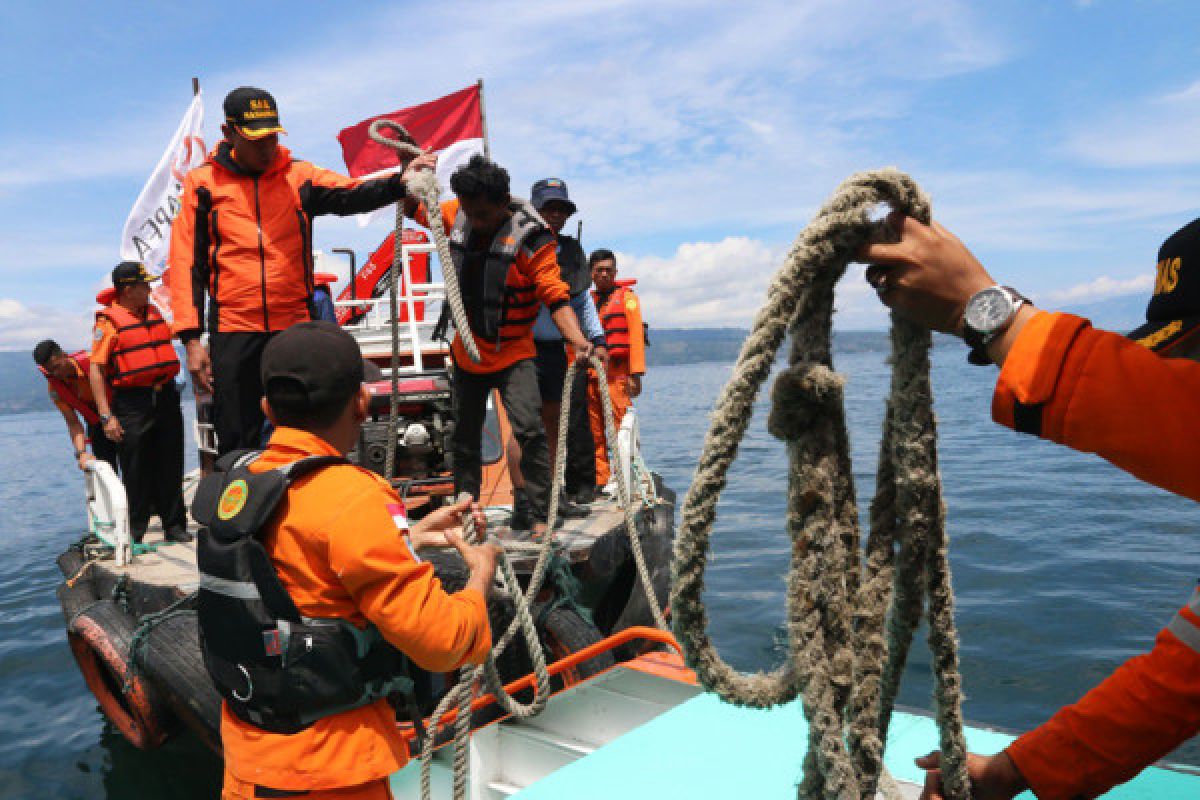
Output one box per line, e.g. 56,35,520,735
2,343,1198,798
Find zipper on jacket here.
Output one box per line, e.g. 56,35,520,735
254,176,269,330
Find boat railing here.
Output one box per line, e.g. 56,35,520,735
336,242,450,375
399,627,686,743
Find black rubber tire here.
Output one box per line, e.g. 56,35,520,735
57,548,88,579
68,599,176,749
56,580,98,626
541,606,614,690
136,610,223,753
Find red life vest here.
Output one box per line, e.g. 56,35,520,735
97,303,180,388
39,351,102,425
594,280,638,360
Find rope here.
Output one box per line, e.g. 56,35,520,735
367,119,481,365
418,352,669,799
670,168,970,800
127,591,198,691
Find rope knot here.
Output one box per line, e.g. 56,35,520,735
368,119,422,159
767,363,845,441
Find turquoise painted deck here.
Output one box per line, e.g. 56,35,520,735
512,693,1200,799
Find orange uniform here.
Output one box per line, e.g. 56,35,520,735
169,142,405,337
991,311,1200,799
589,283,645,486
416,199,570,374
220,427,491,796
43,352,101,424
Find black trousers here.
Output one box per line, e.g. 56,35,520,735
533,341,596,494
210,331,274,456
452,359,551,523
87,420,120,474
112,382,186,540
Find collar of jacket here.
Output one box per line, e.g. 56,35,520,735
210,140,293,178
263,426,343,461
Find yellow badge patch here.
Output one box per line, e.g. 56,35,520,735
625,297,638,311
217,479,249,520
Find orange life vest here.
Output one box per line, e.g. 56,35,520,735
594,280,638,360
97,304,181,388
40,351,102,425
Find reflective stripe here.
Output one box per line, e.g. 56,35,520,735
199,573,262,600
1167,613,1200,654
1188,587,1200,617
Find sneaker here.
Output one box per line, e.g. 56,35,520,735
165,527,194,544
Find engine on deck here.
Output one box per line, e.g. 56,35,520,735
351,375,455,481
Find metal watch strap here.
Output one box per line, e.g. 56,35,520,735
964,286,1028,366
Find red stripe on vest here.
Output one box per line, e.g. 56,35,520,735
97,304,180,388
594,285,634,358
40,351,102,425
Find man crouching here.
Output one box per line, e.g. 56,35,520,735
193,321,498,800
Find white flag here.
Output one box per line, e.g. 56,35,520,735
119,91,206,314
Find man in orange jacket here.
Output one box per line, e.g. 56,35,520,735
862,214,1200,799
212,321,498,800
89,261,189,543
407,155,592,538
587,249,645,491
32,339,118,473
168,87,429,456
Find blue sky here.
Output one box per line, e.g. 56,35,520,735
2,0,1200,347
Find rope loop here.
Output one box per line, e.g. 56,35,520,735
368,119,422,159
671,168,970,799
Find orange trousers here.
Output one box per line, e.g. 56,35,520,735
588,362,632,486
223,769,393,800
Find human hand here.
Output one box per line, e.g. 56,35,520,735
628,374,642,398
411,495,487,548
186,339,213,394
916,751,1027,800
103,416,124,443
575,340,596,363
859,212,996,335
401,152,438,183
445,529,502,596
77,452,95,471
594,345,609,371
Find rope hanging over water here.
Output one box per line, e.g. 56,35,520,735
671,169,970,800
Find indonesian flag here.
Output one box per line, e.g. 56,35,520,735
337,83,486,197
118,91,206,318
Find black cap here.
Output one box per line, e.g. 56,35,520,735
261,322,363,411
223,87,286,140
1129,217,1200,354
531,178,576,214
112,261,159,287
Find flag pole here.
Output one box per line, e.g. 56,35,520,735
192,76,200,96
477,78,491,159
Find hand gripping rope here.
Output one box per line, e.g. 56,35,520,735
671,169,971,800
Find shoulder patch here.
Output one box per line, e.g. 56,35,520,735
93,327,104,341
626,296,639,311
217,479,250,520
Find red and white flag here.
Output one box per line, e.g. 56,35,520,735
337,83,486,198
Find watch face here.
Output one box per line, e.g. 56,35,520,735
965,287,1012,334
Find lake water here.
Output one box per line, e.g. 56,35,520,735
2,342,1198,798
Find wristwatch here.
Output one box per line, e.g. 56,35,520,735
100,413,112,424
961,286,1028,365
74,448,86,459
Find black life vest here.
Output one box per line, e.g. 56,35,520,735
446,198,555,344
555,233,590,297
192,450,415,734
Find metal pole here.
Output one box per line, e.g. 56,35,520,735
332,248,357,301
477,78,491,160
576,220,583,248
192,76,200,96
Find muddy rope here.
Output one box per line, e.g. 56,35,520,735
419,353,670,800
670,168,969,799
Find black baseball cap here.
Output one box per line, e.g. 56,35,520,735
261,322,363,411
112,261,159,287
224,87,286,140
1128,217,1200,354
531,178,576,214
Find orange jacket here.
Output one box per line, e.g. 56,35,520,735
992,311,1200,798
93,304,180,388
220,427,491,791
593,281,645,374
168,141,405,337
41,351,102,424
417,199,570,374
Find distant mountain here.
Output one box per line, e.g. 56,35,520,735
1061,293,1146,333
0,351,51,415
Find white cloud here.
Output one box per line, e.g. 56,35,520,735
0,298,93,352
1062,76,1200,168
1040,273,1152,304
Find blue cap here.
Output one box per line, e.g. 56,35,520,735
531,178,577,214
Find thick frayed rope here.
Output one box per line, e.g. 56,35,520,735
670,168,970,800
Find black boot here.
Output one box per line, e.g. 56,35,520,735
557,490,589,519
510,488,533,532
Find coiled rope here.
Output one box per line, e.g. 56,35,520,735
367,119,481,480
670,169,970,800
419,353,670,800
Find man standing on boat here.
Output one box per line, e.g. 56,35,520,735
197,322,498,800
863,215,1200,799
407,156,593,538
32,339,119,473
518,177,606,521
88,262,190,544
168,86,429,456
588,249,646,493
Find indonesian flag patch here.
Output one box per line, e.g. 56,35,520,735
387,503,420,562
